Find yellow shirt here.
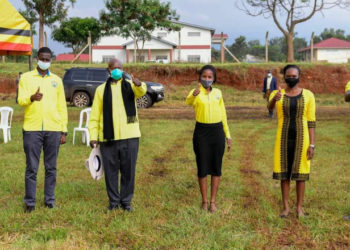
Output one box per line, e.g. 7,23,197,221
17,70,68,132
345,81,350,92
89,79,147,141
186,85,231,139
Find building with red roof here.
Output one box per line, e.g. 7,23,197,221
56,54,89,62
299,38,350,63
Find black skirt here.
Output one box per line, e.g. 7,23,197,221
193,122,226,178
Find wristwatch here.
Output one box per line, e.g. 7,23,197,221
61,132,68,136
309,144,315,149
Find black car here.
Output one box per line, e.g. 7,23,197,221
63,67,164,108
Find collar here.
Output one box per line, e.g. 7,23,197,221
36,69,50,77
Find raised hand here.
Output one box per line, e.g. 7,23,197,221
30,87,43,102
131,74,142,86
193,83,201,96
274,86,282,101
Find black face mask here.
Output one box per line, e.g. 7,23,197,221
285,78,299,88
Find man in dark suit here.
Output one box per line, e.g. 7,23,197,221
263,70,277,117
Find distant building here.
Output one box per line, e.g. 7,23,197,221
56,54,89,62
298,38,350,63
92,21,227,64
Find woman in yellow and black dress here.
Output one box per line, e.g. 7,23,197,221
268,65,316,218
186,65,232,213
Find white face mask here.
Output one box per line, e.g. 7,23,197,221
267,73,272,77
37,60,51,70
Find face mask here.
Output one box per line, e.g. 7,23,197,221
267,73,272,77
200,79,213,89
37,60,51,70
285,78,299,88
110,68,123,80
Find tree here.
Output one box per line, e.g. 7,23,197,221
20,0,76,49
228,36,248,61
313,28,350,43
100,0,180,62
52,17,102,54
238,0,350,62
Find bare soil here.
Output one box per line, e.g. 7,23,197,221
1,65,350,94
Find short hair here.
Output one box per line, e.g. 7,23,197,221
199,64,217,83
283,64,301,76
38,47,52,57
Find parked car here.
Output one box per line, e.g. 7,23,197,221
62,68,164,108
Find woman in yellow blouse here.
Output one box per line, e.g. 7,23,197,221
186,65,232,213
268,65,316,218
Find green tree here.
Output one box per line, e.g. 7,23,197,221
52,17,102,54
20,0,76,49
313,28,350,43
100,0,180,62
228,36,248,61
238,0,350,62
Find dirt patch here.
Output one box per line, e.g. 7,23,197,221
0,78,16,94
2,65,349,94
146,128,192,178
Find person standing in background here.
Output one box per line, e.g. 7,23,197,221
17,47,68,213
263,70,278,117
344,80,350,220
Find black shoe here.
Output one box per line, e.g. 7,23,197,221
24,205,35,213
44,203,55,209
121,204,132,212
107,204,120,211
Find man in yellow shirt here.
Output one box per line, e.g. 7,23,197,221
345,81,350,102
17,47,68,213
345,81,350,220
89,58,147,212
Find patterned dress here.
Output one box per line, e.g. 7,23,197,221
269,89,316,181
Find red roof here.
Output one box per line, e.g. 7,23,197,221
56,54,89,62
299,38,350,52
212,34,228,39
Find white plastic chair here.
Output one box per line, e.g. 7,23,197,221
0,107,14,144
73,108,91,146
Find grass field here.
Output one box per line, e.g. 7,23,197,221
0,90,350,249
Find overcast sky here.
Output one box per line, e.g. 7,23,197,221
8,0,350,54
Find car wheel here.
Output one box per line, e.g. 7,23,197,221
137,94,153,108
72,91,90,107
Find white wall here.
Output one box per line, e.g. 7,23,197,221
317,49,350,63
92,49,126,63
93,23,214,63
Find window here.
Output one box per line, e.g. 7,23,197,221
156,55,168,60
91,70,108,82
102,55,115,63
157,32,167,38
188,32,200,37
71,71,88,81
187,55,201,63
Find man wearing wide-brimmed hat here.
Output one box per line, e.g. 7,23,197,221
89,58,146,212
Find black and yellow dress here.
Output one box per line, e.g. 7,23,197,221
269,89,316,181
186,85,231,178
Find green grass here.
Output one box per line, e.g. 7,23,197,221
1,62,350,78
0,92,350,248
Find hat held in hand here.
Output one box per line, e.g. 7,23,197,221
85,146,104,181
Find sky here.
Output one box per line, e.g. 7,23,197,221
8,0,350,54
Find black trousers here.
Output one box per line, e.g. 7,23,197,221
23,131,61,206
100,138,139,207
